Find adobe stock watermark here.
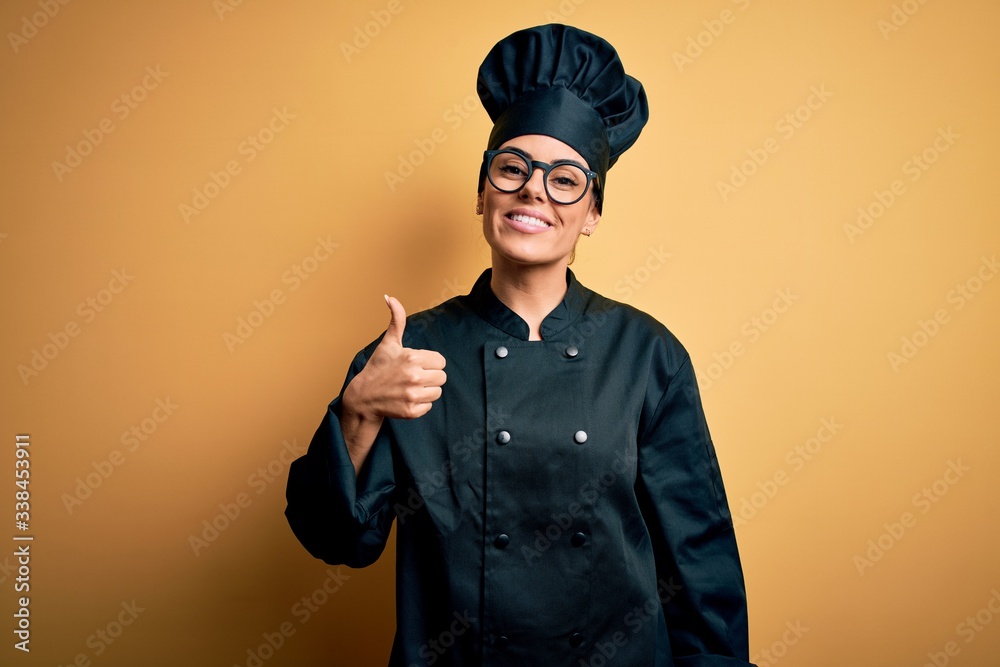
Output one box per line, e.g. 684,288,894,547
392,461,457,525
179,106,295,223
543,0,589,23
695,287,800,391
521,450,637,566
17,268,134,386
232,567,351,667
672,0,753,73
752,620,809,667
0,552,20,585
732,417,843,528
612,245,671,301
61,397,179,514
412,610,477,666
51,66,169,182
213,0,246,20
853,458,971,576
887,254,997,372
339,0,412,63
843,126,959,243
393,406,511,523
7,0,72,54
877,0,932,40
384,95,480,192
578,577,683,667
921,587,1000,667
223,235,339,352
717,84,833,202
56,600,145,667
188,438,306,556
405,276,471,337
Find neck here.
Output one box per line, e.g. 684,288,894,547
490,254,570,341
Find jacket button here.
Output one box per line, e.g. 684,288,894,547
569,632,585,648
565,345,579,358
494,533,510,549
494,635,509,650
495,345,508,359
496,430,511,445
574,430,588,444
571,532,587,547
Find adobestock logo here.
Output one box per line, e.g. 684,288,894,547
843,126,959,244
51,66,170,182
384,95,480,192
696,287,801,392
222,235,339,353
61,397,179,514
672,0,754,73
853,459,971,576
339,0,412,63
179,107,295,223
716,85,833,202
7,0,72,54
17,268,135,386
877,0,933,39
886,254,996,372
188,439,306,556
921,588,1000,667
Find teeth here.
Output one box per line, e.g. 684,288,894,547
511,213,549,228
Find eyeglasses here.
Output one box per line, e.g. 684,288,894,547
484,149,599,206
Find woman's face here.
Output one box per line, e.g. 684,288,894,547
477,134,601,269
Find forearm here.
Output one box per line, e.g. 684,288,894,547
341,375,384,476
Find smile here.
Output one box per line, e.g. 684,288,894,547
504,212,553,234
510,213,550,228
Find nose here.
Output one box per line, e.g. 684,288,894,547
519,166,547,201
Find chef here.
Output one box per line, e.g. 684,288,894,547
286,23,755,667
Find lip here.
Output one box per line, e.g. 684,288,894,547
503,208,553,234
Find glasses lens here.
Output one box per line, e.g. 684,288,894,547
546,163,588,205
489,152,530,192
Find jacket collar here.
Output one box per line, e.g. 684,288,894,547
467,267,588,341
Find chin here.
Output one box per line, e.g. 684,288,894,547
483,213,575,268
492,240,571,268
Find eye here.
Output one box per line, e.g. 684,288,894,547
499,163,526,176
548,165,583,190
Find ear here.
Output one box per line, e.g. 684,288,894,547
583,201,601,235
476,192,483,215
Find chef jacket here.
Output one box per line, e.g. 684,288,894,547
285,268,754,666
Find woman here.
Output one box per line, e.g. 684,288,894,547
286,24,754,666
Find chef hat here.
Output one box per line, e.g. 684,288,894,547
476,23,649,208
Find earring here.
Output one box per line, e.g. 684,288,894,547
583,228,592,236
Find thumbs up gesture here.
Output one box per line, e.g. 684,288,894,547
343,295,448,421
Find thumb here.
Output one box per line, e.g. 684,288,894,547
383,294,407,345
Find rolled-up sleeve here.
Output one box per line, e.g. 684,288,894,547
636,352,755,667
285,349,397,568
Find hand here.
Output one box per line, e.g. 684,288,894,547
344,295,447,421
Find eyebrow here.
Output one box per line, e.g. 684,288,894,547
505,146,587,168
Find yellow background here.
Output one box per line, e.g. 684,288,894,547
1,0,998,665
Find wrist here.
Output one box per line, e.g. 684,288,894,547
342,374,378,423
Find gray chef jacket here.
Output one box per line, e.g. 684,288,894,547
285,268,754,666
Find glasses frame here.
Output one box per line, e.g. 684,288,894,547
483,148,599,206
